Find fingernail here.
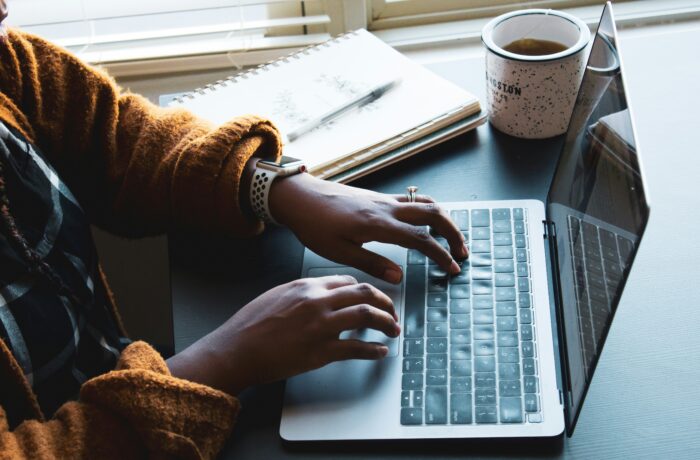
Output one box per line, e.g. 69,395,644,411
461,244,469,258
378,346,389,357
394,324,402,337
450,260,461,274
384,267,403,284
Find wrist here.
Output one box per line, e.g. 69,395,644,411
268,172,315,226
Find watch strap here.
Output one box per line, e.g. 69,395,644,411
250,167,279,225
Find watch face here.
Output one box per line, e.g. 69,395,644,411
259,156,304,168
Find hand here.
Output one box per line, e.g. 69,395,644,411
269,173,468,284
167,275,399,395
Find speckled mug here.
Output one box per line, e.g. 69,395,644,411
482,9,590,139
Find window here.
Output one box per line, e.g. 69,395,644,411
370,1,612,29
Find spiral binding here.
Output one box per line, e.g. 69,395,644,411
171,30,361,105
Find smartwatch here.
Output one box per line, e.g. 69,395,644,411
250,155,306,224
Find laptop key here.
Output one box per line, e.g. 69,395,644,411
515,234,527,248
450,330,471,344
495,273,515,286
496,301,517,316
427,354,447,369
427,369,448,385
471,209,490,227
518,278,530,292
475,356,496,372
425,386,448,424
473,295,494,310
401,407,423,425
498,332,518,347
493,233,513,246
499,380,522,397
472,280,493,295
473,309,494,324
471,240,491,253
475,388,496,405
493,220,511,233
516,248,528,262
520,325,534,341
474,341,495,356
494,246,514,259
473,267,493,280
519,295,531,308
474,325,495,340
427,338,447,353
404,264,426,338
499,363,520,380
517,263,529,277
472,227,491,240
451,210,469,230
450,269,470,284
427,307,448,322
451,393,473,424
524,394,539,412
498,347,519,363
495,287,516,301
524,375,539,393
523,358,536,375
521,341,534,358
427,293,447,308
450,298,470,314
500,397,523,423
404,339,424,357
451,377,472,393
451,344,471,360
471,253,492,266
427,322,448,337
520,309,532,324
495,260,515,273
428,265,448,279
428,278,447,292
450,284,471,299
402,391,411,407
475,372,496,388
475,406,498,424
513,208,524,220
403,358,424,373
514,220,525,234
402,373,423,390
492,208,511,220
450,314,470,329
450,360,472,377
413,391,424,407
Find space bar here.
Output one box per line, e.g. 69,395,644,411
403,264,426,338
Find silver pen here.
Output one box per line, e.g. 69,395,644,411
285,78,400,143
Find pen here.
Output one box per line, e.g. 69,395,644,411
285,78,400,143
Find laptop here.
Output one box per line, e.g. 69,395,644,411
281,2,649,440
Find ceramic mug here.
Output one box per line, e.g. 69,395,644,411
482,9,591,139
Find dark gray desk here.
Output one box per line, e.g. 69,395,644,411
170,26,700,459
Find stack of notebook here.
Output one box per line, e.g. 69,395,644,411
169,29,485,183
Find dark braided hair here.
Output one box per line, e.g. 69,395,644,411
0,152,85,307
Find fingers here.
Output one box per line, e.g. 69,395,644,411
328,304,400,338
331,244,404,284
325,339,389,362
324,282,396,320
394,202,468,261
372,221,460,275
310,274,358,290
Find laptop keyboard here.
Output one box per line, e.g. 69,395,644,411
400,208,542,426
567,215,633,376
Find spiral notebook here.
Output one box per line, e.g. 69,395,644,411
168,29,484,182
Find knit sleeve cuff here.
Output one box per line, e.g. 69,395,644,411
80,341,239,459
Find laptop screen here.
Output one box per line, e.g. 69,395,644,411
546,3,650,434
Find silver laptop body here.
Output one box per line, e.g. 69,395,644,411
281,2,650,441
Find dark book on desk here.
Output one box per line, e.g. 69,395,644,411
167,29,485,183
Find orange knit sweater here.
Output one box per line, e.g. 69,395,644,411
0,29,282,459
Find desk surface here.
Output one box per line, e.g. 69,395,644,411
169,24,700,459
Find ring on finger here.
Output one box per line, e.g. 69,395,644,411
406,185,418,203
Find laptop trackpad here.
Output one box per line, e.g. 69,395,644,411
306,267,402,357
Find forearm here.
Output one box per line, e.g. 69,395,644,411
0,29,282,237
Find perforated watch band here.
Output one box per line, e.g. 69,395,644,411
250,167,279,225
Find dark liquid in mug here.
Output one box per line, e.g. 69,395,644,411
503,38,569,56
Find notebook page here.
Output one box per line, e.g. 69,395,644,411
171,30,478,170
